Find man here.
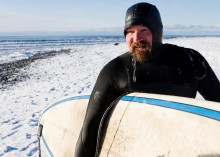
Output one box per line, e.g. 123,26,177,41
75,2,220,157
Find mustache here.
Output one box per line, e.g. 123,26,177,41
129,40,152,62
131,41,151,51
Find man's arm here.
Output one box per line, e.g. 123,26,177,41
194,51,220,102
75,57,128,157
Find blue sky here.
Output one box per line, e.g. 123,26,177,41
0,0,220,36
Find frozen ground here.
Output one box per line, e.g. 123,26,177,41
0,37,220,157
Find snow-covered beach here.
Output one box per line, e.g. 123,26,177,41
0,36,220,157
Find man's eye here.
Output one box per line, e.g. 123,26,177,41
142,29,150,33
127,31,132,34
127,30,134,34
143,29,149,32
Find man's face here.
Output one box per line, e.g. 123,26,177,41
126,25,153,62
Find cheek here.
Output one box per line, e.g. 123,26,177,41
147,33,153,45
126,36,133,50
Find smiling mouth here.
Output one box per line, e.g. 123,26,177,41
133,43,149,51
134,44,145,49
130,41,152,53
130,41,152,62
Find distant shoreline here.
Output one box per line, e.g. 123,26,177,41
0,34,220,39
163,34,220,39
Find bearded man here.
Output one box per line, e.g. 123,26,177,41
75,2,220,157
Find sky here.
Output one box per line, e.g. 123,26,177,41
0,0,220,36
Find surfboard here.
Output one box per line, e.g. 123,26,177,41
38,92,220,157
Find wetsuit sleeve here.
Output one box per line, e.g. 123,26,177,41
75,57,128,157
195,52,220,102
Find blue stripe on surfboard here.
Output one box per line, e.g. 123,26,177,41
41,95,90,115
121,95,220,121
41,94,220,156
40,95,90,157
42,134,54,157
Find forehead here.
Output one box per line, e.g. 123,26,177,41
127,25,150,30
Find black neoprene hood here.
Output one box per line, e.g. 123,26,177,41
124,2,163,52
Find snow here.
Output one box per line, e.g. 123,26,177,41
0,37,220,157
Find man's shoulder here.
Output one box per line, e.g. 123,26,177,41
163,43,186,51
101,52,129,73
163,43,204,59
96,53,129,83
163,43,200,53
106,52,131,66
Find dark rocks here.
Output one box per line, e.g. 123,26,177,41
0,49,71,88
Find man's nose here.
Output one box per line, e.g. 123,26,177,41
133,32,142,43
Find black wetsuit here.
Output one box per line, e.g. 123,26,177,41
75,44,220,157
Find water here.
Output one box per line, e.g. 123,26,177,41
0,35,219,64
0,35,125,64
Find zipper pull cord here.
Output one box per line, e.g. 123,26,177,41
132,57,137,82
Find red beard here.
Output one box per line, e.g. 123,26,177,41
129,41,152,62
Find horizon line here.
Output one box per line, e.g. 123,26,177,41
0,34,220,37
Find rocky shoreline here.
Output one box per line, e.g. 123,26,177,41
0,49,71,89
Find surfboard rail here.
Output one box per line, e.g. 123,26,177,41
38,92,220,157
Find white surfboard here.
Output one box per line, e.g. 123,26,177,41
38,93,220,157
